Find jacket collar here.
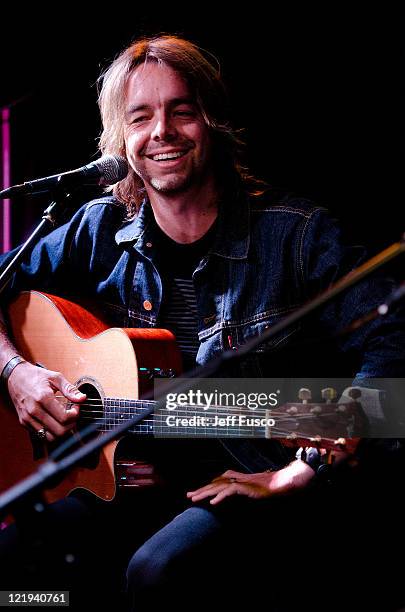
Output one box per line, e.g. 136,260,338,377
115,200,152,245
209,191,250,259
114,191,250,260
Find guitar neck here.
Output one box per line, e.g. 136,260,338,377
81,396,360,449
92,398,270,439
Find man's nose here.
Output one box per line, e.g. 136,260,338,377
151,115,177,141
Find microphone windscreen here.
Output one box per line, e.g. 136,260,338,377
95,155,128,185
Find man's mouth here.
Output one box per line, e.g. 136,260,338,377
146,150,189,162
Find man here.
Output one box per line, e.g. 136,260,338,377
0,35,404,610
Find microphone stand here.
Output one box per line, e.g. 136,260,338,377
0,184,87,581
0,233,404,519
0,183,76,294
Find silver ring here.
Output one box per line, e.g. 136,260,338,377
229,477,237,483
36,428,47,440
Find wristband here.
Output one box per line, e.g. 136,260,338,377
1,355,26,383
295,446,332,482
295,446,322,471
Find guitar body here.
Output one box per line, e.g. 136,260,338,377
0,291,182,503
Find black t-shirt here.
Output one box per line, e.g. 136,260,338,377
155,219,218,372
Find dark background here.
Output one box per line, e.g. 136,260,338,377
0,6,402,273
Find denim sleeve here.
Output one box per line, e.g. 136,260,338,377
300,208,405,377
0,201,106,305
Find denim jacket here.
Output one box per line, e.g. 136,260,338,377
1,190,404,470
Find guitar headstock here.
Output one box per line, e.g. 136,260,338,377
269,387,368,454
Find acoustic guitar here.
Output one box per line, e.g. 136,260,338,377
0,291,362,504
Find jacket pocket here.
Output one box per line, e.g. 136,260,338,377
231,311,301,353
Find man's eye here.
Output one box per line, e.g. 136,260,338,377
175,110,195,117
132,116,148,124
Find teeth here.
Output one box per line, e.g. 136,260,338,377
152,151,185,161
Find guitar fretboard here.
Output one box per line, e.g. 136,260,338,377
82,397,271,438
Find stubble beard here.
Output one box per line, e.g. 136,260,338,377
149,172,193,194
140,157,202,195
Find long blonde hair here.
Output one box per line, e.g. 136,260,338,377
98,35,262,217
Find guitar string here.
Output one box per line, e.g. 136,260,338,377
75,414,347,439
58,421,336,443
60,419,341,443
55,394,343,408
78,423,340,438
80,409,328,421
77,411,328,423
76,413,329,425
54,396,346,420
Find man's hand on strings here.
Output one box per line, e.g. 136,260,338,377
8,361,86,442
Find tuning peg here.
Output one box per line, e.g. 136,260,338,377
286,406,298,415
336,405,347,413
321,387,337,403
348,388,362,400
298,388,312,403
334,437,347,448
310,405,322,415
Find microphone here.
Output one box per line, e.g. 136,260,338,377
0,155,128,198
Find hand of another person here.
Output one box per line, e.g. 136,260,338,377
187,461,316,505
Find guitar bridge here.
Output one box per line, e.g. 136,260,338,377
115,459,162,488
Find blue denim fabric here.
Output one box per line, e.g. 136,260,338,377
0,190,404,471
1,190,403,378
126,505,222,605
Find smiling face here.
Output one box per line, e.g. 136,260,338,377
124,61,214,197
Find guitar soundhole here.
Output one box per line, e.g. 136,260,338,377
76,382,103,429
74,382,103,470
